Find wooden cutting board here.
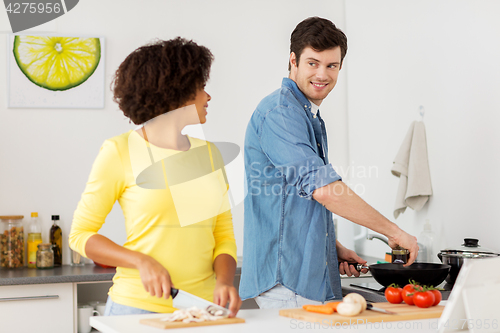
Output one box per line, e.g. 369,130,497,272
140,316,245,329
280,302,444,326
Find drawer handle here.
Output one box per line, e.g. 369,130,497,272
0,295,59,302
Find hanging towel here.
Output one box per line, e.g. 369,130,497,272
392,121,432,219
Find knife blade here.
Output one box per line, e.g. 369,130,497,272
171,288,229,317
366,303,396,315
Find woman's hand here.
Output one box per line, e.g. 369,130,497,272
136,254,174,299
83,235,174,298
213,281,242,318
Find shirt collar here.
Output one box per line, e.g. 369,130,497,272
282,77,311,111
309,101,319,117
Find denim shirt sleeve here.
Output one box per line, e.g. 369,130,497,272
259,105,341,199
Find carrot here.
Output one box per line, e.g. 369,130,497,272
324,301,342,311
302,304,334,314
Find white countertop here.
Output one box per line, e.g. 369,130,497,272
90,308,443,333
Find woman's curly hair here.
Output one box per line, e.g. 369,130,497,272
112,37,213,124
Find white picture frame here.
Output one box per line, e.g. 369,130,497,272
438,256,500,333
7,34,105,109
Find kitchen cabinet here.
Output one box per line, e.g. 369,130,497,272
0,283,74,333
0,265,115,333
0,281,113,333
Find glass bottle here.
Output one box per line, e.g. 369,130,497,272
49,215,62,267
418,219,436,263
0,215,25,268
27,212,43,268
36,243,54,269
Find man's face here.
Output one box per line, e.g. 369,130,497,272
289,46,342,106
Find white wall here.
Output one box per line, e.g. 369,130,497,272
344,0,500,259
0,0,348,263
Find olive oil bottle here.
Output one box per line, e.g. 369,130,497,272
27,212,42,268
50,215,62,266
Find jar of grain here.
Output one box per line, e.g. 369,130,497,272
0,215,25,268
36,243,54,269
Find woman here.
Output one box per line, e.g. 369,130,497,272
69,38,241,316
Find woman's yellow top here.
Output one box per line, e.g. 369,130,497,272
69,130,237,313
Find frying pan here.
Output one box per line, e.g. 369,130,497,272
348,262,451,287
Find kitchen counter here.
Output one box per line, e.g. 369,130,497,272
0,264,116,286
0,257,243,286
90,308,444,333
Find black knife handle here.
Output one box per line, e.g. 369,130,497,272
171,287,179,299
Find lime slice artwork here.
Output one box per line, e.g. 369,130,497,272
13,36,101,91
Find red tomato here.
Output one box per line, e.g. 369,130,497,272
402,284,416,305
413,291,435,308
430,290,442,306
385,286,403,304
403,283,417,292
402,289,415,305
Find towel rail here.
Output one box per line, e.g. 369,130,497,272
418,105,425,121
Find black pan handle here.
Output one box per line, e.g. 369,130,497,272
338,262,369,272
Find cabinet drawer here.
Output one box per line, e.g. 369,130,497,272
0,283,73,333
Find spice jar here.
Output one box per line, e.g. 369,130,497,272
392,246,409,264
0,215,25,268
36,243,54,269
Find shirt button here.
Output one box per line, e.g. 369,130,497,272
326,262,328,265
313,115,317,118
317,143,320,147
326,233,328,237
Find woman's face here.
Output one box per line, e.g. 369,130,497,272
187,87,211,124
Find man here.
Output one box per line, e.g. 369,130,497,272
239,17,418,308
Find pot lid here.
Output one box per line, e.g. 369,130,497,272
441,238,500,255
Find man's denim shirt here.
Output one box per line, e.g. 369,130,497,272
240,78,343,301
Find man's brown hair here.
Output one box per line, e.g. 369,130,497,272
289,17,347,71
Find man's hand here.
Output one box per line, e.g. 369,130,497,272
336,241,368,277
136,254,174,299
213,281,242,318
388,229,419,266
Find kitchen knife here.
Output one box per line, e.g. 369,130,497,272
366,303,396,315
171,288,229,317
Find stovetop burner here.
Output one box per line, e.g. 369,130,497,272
350,281,387,293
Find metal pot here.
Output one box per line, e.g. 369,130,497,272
438,238,500,284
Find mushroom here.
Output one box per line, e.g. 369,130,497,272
336,301,363,316
335,293,367,317
343,293,367,311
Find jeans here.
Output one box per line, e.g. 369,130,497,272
103,296,156,316
254,284,324,309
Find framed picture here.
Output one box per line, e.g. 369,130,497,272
438,257,500,333
7,34,105,109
